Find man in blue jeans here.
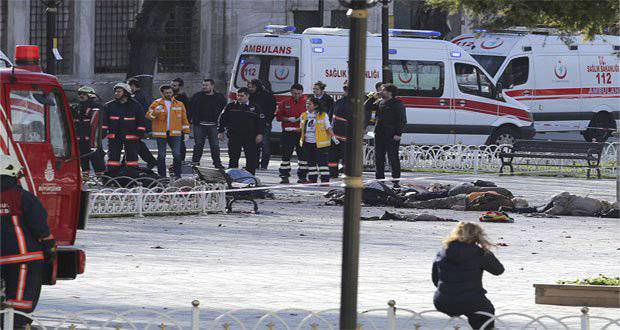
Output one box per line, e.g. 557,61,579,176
146,85,191,178
189,79,227,168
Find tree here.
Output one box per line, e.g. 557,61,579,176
427,0,620,38
126,0,196,97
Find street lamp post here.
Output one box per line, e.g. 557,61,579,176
339,0,371,328
318,0,325,27
44,0,60,75
380,0,392,83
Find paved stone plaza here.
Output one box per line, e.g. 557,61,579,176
38,167,619,327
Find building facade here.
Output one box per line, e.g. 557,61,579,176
1,0,465,99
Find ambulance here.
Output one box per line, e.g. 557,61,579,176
0,50,10,68
452,28,620,142
228,25,534,146
1,46,87,284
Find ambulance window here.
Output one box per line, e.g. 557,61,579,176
267,57,298,93
234,55,261,88
9,90,47,143
48,93,72,158
471,55,506,77
390,60,444,97
499,57,529,88
455,63,494,99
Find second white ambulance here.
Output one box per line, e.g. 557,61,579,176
229,26,534,145
452,28,620,142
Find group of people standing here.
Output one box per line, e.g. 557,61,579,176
274,80,408,186
74,77,407,186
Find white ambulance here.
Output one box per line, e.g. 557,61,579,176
0,50,11,68
228,26,534,146
452,28,620,142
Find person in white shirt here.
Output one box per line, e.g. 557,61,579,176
299,96,335,183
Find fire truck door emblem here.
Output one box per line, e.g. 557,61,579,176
45,160,55,182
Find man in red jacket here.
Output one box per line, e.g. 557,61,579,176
275,84,307,184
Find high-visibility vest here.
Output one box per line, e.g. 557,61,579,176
299,111,331,148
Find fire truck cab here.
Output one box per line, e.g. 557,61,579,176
1,46,86,284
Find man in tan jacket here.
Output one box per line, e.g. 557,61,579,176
146,85,190,178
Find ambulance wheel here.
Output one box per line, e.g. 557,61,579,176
583,113,614,142
488,126,519,145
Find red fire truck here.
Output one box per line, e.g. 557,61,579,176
1,46,87,284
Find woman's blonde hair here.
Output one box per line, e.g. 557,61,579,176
443,221,494,251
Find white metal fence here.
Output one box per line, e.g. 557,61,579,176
2,301,619,329
88,184,227,217
363,143,618,176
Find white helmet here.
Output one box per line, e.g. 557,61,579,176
113,82,132,95
0,155,22,177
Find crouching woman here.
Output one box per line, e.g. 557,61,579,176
432,222,504,329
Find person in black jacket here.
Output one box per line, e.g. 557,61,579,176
189,79,227,168
0,155,56,327
248,79,276,170
218,87,265,175
312,81,335,118
74,86,105,176
172,78,190,162
328,83,351,178
364,81,384,127
128,77,157,169
373,83,406,187
432,221,504,330
101,83,147,173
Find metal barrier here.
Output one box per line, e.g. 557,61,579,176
363,142,618,176
88,183,227,217
2,300,619,329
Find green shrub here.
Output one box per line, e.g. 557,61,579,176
557,274,620,286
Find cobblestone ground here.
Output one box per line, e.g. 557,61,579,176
40,163,619,328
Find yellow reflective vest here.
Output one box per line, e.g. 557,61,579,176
299,111,331,148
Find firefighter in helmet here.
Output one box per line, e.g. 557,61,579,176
0,155,56,327
74,86,105,179
101,82,147,173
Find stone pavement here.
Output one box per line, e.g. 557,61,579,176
41,163,619,327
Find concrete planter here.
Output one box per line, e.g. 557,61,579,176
534,284,620,308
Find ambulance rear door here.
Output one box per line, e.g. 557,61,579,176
389,44,451,145
498,55,535,114
5,83,81,246
530,46,582,132
233,37,301,95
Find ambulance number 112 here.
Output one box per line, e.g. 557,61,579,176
596,72,612,84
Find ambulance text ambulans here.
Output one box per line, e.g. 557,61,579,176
229,26,535,146
1,46,87,284
452,28,620,142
